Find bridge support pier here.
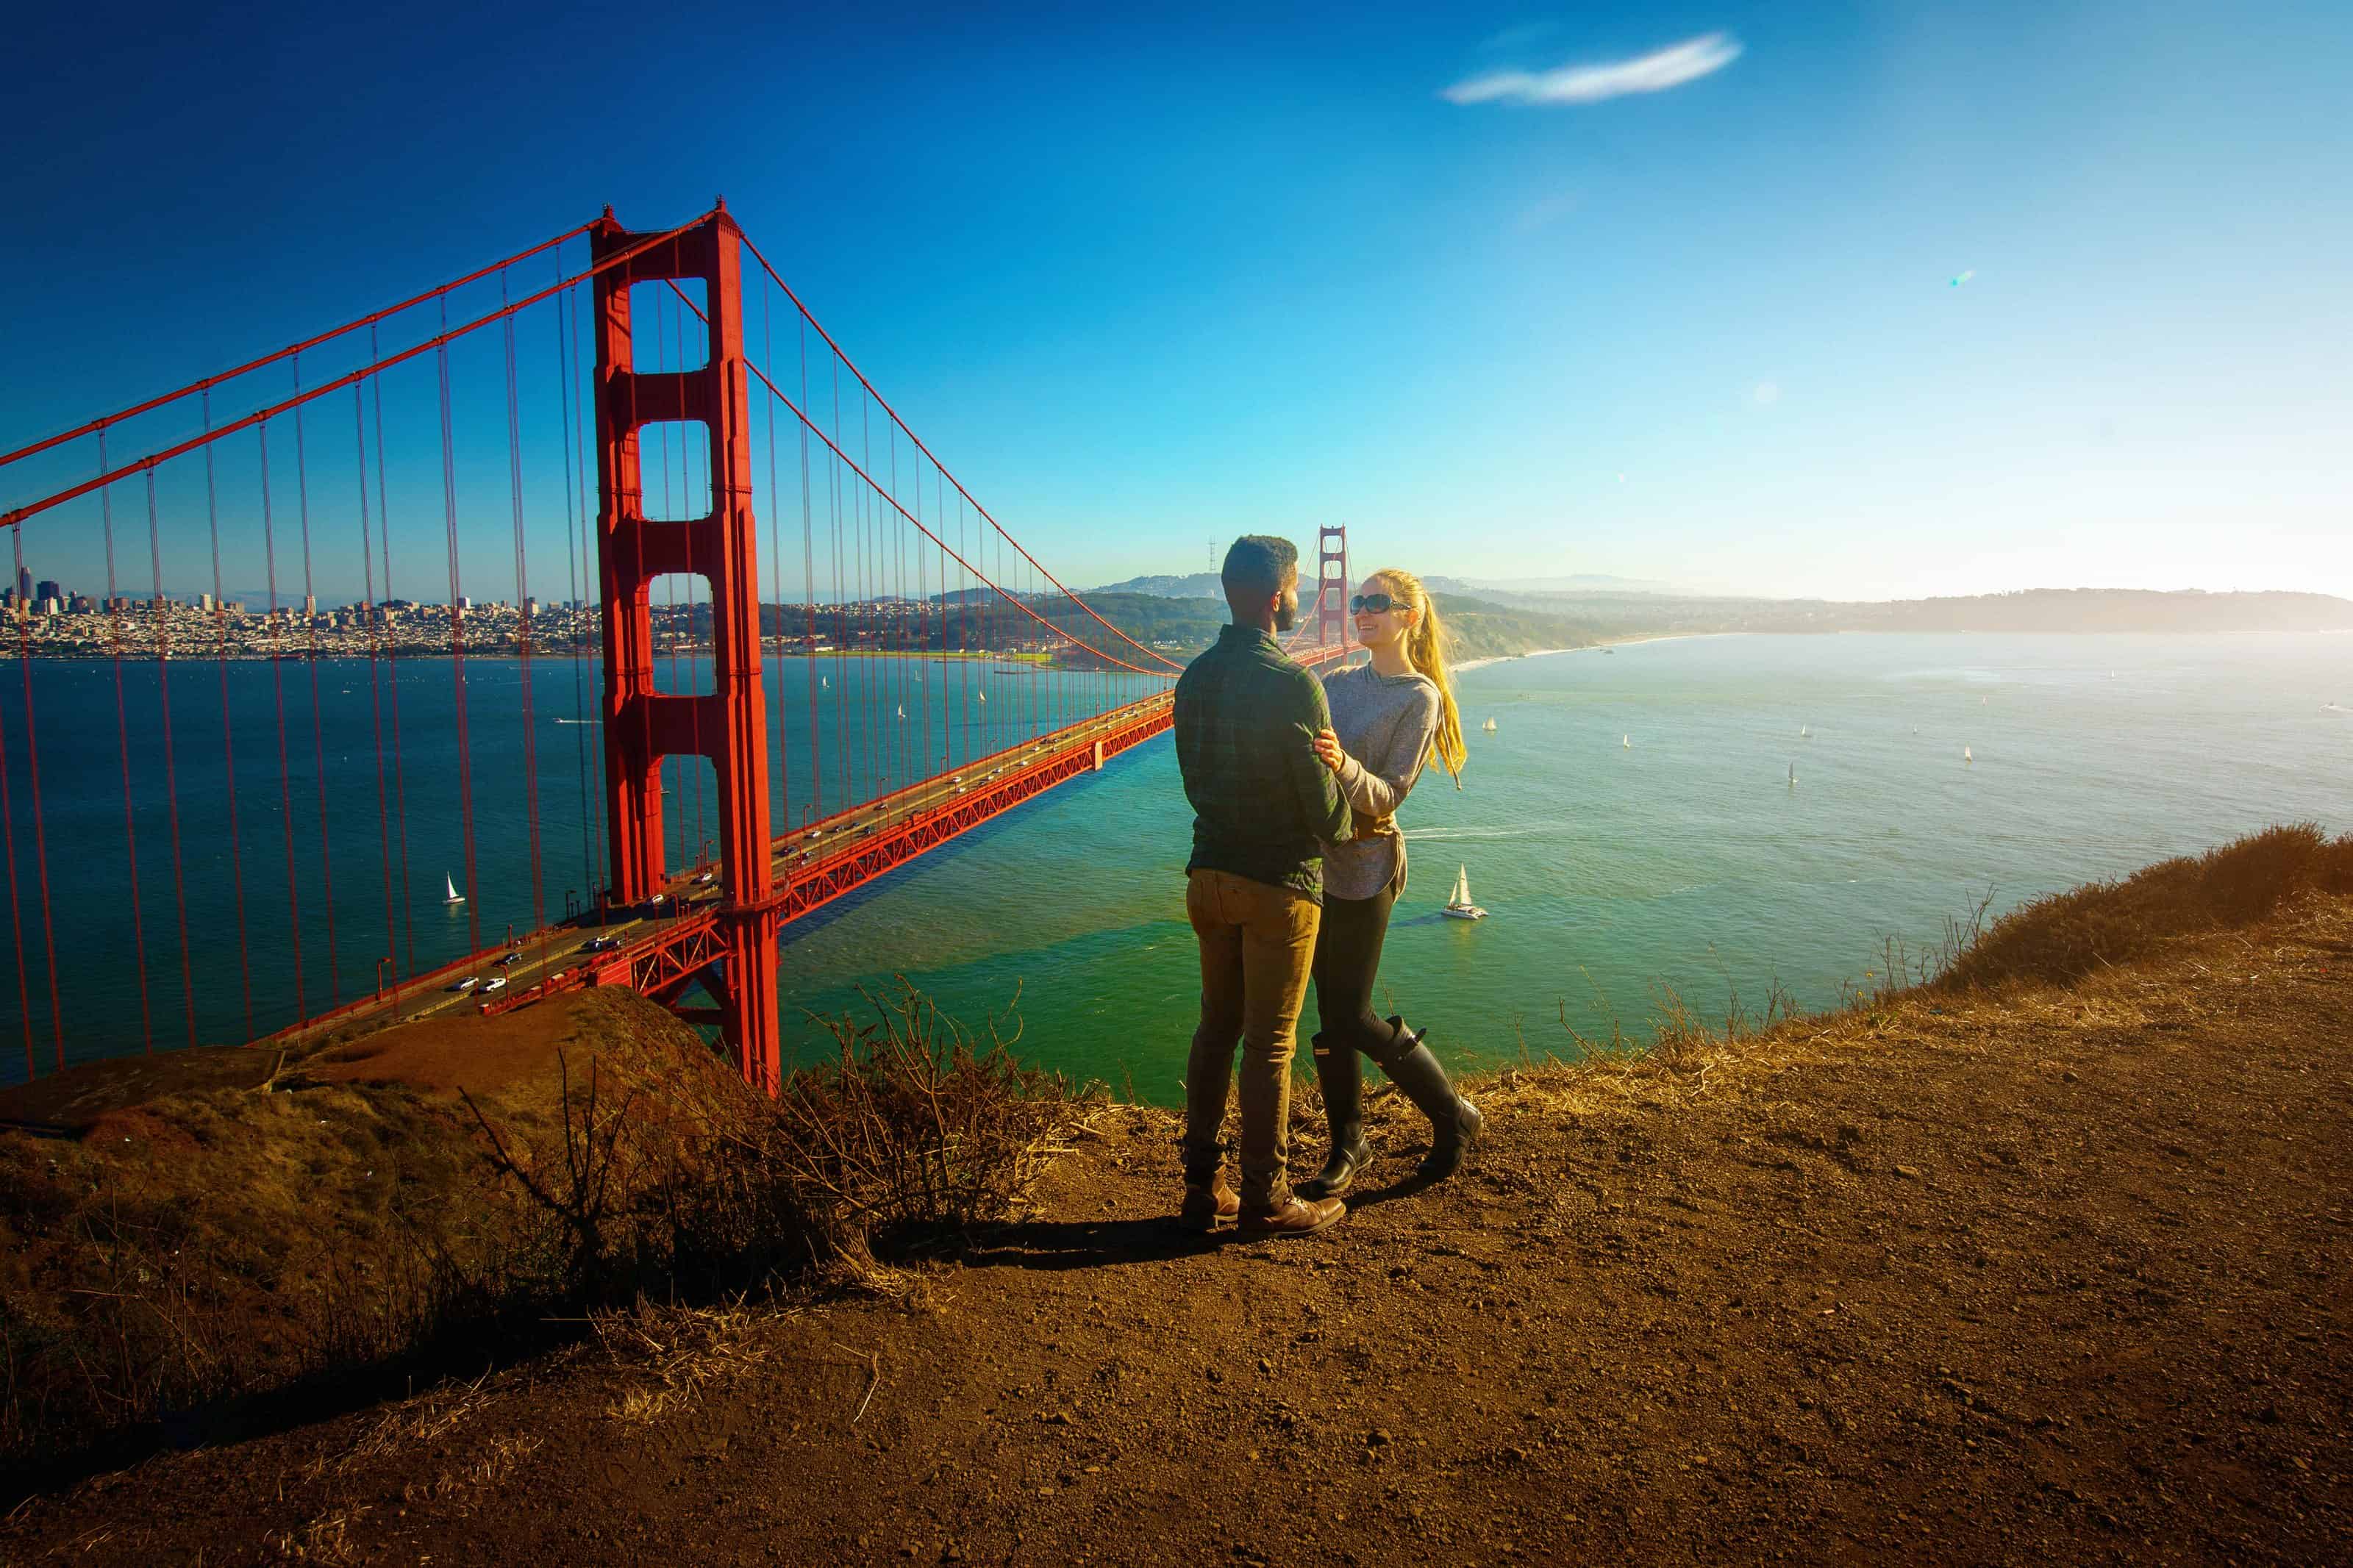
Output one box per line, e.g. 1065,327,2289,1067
590,205,781,1091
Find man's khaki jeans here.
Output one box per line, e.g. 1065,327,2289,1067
1183,867,1321,1207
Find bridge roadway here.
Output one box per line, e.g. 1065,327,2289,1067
266,640,1343,1048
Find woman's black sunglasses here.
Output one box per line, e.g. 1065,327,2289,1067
1349,593,1395,614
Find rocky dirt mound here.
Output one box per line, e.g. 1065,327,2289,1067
0,989,710,1475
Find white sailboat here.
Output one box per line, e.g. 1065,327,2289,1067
1441,864,1488,921
1480,716,1496,732
1621,734,1631,749
1964,745,1974,764
443,874,465,906
1800,724,1811,739
897,705,907,719
977,688,988,704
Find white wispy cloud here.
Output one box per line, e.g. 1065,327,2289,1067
1443,32,1743,107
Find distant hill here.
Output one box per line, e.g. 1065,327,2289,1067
1438,573,1685,598
1416,584,2353,636
1821,588,2353,634
1088,572,1224,601
1090,570,1688,601
1073,577,2353,659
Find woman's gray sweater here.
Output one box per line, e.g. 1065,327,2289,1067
1318,661,1443,903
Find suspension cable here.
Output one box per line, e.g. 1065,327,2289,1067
4,214,716,532
0,223,597,473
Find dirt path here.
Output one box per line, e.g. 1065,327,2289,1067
6,900,2349,1567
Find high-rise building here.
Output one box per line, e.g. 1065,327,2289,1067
35,580,61,604
303,594,316,618
199,591,215,613
15,568,30,602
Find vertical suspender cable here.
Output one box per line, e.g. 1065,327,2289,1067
501,268,544,933
799,313,820,826
948,482,959,765
918,453,932,773
860,390,875,801
145,471,198,1046
762,278,790,847
838,354,856,809
0,679,29,1076
204,393,254,1037
7,525,65,1068
352,384,396,995
259,422,306,1023
884,412,896,789
438,298,482,953
566,278,604,906
293,357,340,1007
557,284,596,903
99,434,154,1053
371,332,417,981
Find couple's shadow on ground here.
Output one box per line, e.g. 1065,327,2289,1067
964,1171,1441,1272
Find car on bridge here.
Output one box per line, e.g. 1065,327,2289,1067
482,976,507,992
580,935,620,953
450,975,479,992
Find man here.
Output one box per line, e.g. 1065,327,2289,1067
1173,535,1352,1236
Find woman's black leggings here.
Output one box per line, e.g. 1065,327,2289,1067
1312,884,1406,1064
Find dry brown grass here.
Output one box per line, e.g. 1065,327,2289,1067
1938,822,2353,992
590,1298,796,1427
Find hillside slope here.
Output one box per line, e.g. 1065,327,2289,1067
6,886,2346,1564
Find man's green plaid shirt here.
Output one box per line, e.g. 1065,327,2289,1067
1174,624,1352,903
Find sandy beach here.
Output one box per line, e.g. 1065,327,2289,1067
1454,631,1745,676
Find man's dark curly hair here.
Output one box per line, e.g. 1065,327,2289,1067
1221,534,1298,605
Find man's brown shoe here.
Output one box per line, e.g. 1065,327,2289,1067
1238,1194,1345,1237
1179,1173,1240,1233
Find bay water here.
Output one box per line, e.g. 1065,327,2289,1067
4,634,2345,1096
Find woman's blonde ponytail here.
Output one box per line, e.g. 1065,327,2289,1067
1373,568,1465,786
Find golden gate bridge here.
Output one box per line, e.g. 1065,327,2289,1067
0,204,1350,1092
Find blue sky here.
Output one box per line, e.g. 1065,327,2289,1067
3,0,2348,604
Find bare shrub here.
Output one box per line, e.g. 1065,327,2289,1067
763,982,1101,1259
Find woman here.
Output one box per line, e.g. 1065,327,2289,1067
1299,568,1482,1198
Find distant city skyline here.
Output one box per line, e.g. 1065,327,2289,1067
4,1,2348,604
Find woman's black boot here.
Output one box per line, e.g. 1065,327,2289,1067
1297,1032,1374,1199
1377,1018,1484,1181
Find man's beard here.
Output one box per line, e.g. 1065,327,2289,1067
1273,597,1298,634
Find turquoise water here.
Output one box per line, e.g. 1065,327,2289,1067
4,634,2346,1095
769,634,2350,1098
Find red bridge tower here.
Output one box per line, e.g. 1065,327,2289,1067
590,205,781,1090
1316,523,1352,652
